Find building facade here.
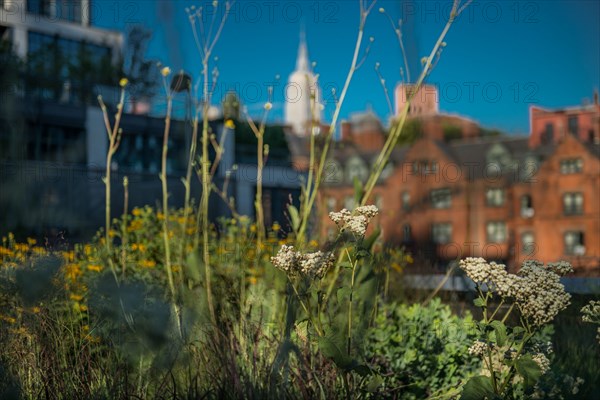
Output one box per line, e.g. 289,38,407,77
319,99,600,275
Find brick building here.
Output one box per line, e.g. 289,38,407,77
319,98,600,275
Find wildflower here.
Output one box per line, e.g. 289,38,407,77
264,102,273,111
161,66,171,77
460,258,572,326
271,245,335,279
87,264,102,273
329,205,379,237
140,259,156,268
27,237,37,246
379,7,385,13
225,119,235,129
70,293,83,302
132,207,142,216
468,341,488,357
272,222,281,232
31,307,41,314
532,353,551,374
0,314,16,324
119,78,128,87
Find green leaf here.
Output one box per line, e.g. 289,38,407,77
184,252,202,284
490,320,507,347
460,375,496,400
349,364,371,376
318,335,352,369
365,374,383,392
339,261,353,269
473,298,486,308
287,205,300,232
515,355,542,388
363,227,381,251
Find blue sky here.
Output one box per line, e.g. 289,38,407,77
94,0,600,135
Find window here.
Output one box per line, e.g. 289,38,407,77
486,188,505,207
402,191,410,211
521,232,536,256
564,231,585,255
403,224,412,242
486,222,507,243
431,188,451,209
563,192,583,215
26,124,86,164
27,0,51,16
432,223,452,244
568,116,578,136
520,195,534,218
559,158,583,174
412,159,437,174
326,197,336,212
541,123,553,145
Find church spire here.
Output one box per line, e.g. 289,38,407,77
296,27,309,71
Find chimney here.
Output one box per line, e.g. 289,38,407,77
594,89,599,106
341,121,352,142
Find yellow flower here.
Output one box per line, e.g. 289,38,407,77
264,102,272,111
70,293,83,302
247,276,258,285
14,243,29,252
108,229,117,238
87,264,102,273
79,304,88,312
31,307,41,314
119,78,129,87
0,315,16,324
132,207,142,217
161,66,171,77
140,259,156,268
272,223,281,232
225,119,235,129
84,244,92,256
64,263,82,281
405,254,414,264
309,240,319,248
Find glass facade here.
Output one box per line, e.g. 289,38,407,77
27,31,113,104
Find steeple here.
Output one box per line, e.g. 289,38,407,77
296,28,309,71
285,27,321,137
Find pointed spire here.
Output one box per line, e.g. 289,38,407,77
296,26,309,72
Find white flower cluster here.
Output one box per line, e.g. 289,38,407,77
271,245,335,279
516,261,572,326
581,300,600,323
329,205,379,237
532,353,551,374
546,261,574,276
460,258,572,326
459,257,519,296
581,300,600,343
468,341,488,357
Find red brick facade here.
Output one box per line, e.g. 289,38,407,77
319,104,600,275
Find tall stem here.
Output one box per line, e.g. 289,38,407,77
161,96,176,299
200,61,216,324
255,132,265,252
